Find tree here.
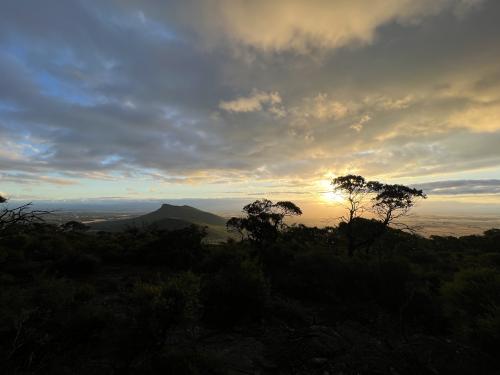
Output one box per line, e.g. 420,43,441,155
332,176,426,256
0,195,50,236
331,175,374,256
227,199,302,245
331,175,372,220
371,183,426,228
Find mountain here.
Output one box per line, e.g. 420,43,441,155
138,204,227,226
89,204,228,238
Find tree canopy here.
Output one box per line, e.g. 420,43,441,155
227,199,302,245
332,175,426,255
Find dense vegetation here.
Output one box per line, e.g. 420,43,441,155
1,193,499,374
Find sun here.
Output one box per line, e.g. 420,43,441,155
318,178,344,203
322,190,344,203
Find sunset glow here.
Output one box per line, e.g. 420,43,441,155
0,0,499,220
2,3,500,371
317,177,344,203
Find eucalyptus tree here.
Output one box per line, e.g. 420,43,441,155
227,199,302,246
332,176,426,256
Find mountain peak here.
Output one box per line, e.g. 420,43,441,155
149,203,225,225
159,203,195,210
90,203,226,232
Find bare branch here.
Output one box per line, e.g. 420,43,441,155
0,199,53,235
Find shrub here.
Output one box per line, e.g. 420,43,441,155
267,297,310,328
151,347,227,375
54,252,101,277
279,251,376,304
138,225,207,269
201,259,269,328
129,271,201,335
442,268,500,352
279,251,425,324
376,259,413,312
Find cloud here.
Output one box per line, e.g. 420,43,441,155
39,176,78,186
1,172,78,186
350,115,371,132
219,90,283,115
448,102,500,132
152,0,484,54
363,95,414,110
413,179,500,195
0,0,498,199
453,0,485,17
301,93,349,121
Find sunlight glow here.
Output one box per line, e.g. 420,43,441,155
318,176,344,203
322,190,344,203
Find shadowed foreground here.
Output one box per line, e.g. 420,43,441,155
0,202,499,374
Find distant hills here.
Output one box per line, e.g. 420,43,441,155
90,204,228,239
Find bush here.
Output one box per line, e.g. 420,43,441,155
53,252,101,277
129,271,201,335
278,251,426,324
279,251,376,304
138,225,207,269
151,347,227,375
201,259,269,328
376,259,413,312
442,268,500,352
267,297,310,328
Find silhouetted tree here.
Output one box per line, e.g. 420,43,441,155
332,175,375,256
227,199,302,245
332,175,426,256
226,217,245,240
0,196,50,236
371,183,426,227
363,182,426,254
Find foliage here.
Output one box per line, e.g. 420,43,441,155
226,199,302,245
129,271,201,336
0,197,498,373
136,224,207,269
201,255,269,328
332,174,426,256
371,183,427,225
442,267,500,352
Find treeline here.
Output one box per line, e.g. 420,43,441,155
0,185,499,374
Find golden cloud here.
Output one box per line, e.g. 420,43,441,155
449,103,500,132
219,90,284,116
189,0,478,53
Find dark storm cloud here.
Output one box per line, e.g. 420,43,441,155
0,0,499,190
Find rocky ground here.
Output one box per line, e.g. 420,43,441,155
163,322,492,375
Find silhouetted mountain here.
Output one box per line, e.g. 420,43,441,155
90,204,226,233
141,204,226,226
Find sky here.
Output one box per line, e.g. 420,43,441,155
1,0,500,213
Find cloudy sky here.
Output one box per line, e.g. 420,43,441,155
1,0,500,207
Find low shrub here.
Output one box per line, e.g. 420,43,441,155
53,252,101,277
129,271,201,335
201,259,269,328
442,267,500,352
